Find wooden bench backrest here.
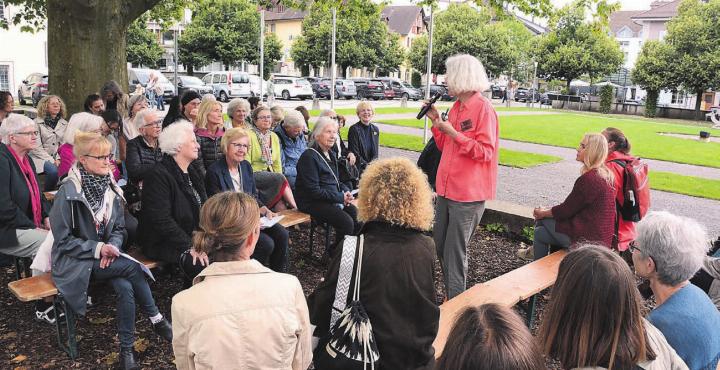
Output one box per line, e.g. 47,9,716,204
433,250,567,357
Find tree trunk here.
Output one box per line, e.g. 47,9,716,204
695,90,704,121
47,0,161,114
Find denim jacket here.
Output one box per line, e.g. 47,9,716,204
274,124,307,188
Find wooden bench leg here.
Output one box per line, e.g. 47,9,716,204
53,295,78,359
525,294,538,328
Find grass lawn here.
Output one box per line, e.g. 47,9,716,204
339,128,561,169
307,105,542,117
379,112,720,168
650,171,720,200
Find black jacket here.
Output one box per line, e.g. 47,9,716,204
0,143,49,248
347,122,379,174
308,222,439,370
195,130,224,174
138,155,207,263
125,136,163,184
295,146,349,211
416,138,442,190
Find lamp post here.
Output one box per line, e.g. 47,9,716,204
173,26,179,96
331,7,337,109
259,9,265,102
531,60,538,109
423,7,434,144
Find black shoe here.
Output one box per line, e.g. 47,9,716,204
119,348,139,370
152,318,173,343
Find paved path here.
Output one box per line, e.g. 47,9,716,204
379,146,720,238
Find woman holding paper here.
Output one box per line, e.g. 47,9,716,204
204,128,289,272
49,131,172,370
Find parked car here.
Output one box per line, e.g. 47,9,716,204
306,77,331,99
420,84,454,101
491,85,506,99
376,79,396,100
201,71,255,102
514,88,540,103
377,77,422,100
17,73,48,107
540,91,560,105
169,75,213,97
128,68,176,102
322,78,357,100
271,76,313,100
248,75,269,98
351,78,384,100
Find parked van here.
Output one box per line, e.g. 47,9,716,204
201,71,254,102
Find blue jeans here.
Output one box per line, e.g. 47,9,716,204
43,161,59,191
92,257,160,349
156,95,164,111
533,218,571,260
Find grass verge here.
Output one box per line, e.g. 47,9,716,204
649,171,720,200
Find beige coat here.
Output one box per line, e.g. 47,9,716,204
29,116,68,172
703,256,720,310
172,260,313,370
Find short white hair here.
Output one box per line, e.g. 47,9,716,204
309,116,338,147
1,114,35,144
64,112,103,145
159,122,194,156
283,110,305,128
133,108,155,130
445,54,490,94
635,211,709,286
319,109,336,118
227,98,250,120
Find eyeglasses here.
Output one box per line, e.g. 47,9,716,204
14,130,39,137
143,120,163,128
329,116,338,120
629,241,642,254
84,153,114,162
230,143,250,150
257,115,272,120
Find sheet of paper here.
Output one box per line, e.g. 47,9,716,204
260,215,285,229
120,253,155,281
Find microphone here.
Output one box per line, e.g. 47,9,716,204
417,90,444,120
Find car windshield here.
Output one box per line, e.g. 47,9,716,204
133,70,169,84
296,79,310,86
181,76,204,85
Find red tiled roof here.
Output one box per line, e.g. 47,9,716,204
609,10,643,35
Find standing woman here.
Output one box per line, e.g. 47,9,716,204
424,54,499,300
120,94,148,161
247,106,297,211
347,101,379,177
194,99,225,172
602,127,639,252
50,131,172,370
0,91,14,124
30,95,69,191
100,80,128,119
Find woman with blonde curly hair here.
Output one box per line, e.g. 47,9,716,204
526,133,616,260
172,192,312,370
29,95,68,190
308,157,439,370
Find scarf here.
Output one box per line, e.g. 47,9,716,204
253,127,274,170
44,113,61,130
79,165,111,214
7,146,42,227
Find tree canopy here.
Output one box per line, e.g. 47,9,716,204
126,17,165,69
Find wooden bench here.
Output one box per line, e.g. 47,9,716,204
277,209,311,228
432,249,567,358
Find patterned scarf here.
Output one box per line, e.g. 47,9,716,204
44,113,61,130
253,127,274,170
79,165,111,214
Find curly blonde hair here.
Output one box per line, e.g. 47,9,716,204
357,157,434,231
36,95,67,120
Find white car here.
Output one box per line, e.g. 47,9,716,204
271,76,313,100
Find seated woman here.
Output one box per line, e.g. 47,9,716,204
435,304,544,370
296,116,358,250
633,211,720,370
529,133,615,260
274,110,307,189
0,91,14,123
347,101,379,177
162,90,201,128
138,123,207,277
0,114,52,320
247,105,297,211
49,131,172,370
58,112,120,180
539,245,687,369
225,98,251,129
309,157,436,369
319,109,357,189
171,192,312,370
83,93,105,115
193,99,225,174
205,128,289,272
29,95,69,191
125,109,163,186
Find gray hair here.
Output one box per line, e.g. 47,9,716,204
227,98,250,120
309,116,338,147
319,109,336,118
159,122,194,156
133,108,155,130
127,94,147,118
1,114,35,144
445,54,491,94
283,110,305,128
63,112,103,145
635,211,709,286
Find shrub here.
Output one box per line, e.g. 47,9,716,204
644,89,659,118
599,85,614,114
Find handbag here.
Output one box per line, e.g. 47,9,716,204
314,235,380,370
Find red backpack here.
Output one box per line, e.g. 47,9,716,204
611,158,650,222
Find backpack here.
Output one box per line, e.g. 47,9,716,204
611,158,650,222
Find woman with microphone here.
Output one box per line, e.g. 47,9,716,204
424,54,499,300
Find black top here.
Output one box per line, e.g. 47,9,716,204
125,136,163,184
205,157,262,206
347,122,379,174
295,146,349,211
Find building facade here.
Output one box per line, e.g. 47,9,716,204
0,2,48,98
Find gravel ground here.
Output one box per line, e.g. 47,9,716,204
379,146,720,238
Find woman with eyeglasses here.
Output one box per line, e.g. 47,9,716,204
247,105,297,211
525,133,616,261
0,114,54,322
58,112,120,180
50,131,172,370
29,95,69,191
204,128,289,273
126,109,163,186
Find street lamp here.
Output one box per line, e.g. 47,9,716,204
423,7,434,144
531,60,538,109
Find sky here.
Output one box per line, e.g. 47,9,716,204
551,0,654,10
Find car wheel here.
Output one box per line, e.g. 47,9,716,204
402,93,409,100
372,97,380,101
282,90,291,100
18,90,26,106
219,91,228,102
345,96,352,100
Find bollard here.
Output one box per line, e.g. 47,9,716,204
312,98,320,110
400,96,408,108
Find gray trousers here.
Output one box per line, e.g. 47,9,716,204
434,196,485,299
7,229,48,276
533,218,571,260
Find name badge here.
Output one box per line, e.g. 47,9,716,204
460,119,473,131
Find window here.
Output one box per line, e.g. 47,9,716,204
288,34,293,40
270,23,276,33
162,31,174,45
202,75,211,84
0,65,9,91
212,74,221,83
671,90,685,105
0,2,6,23
220,74,227,83
619,41,629,47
